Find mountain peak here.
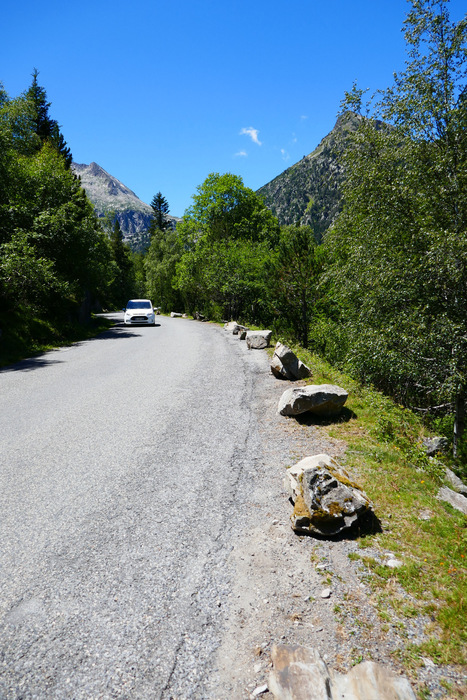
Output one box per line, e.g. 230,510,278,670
71,162,179,252
257,113,361,238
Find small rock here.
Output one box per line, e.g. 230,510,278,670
385,558,403,569
254,662,262,674
422,657,436,669
321,588,332,598
418,510,432,521
251,685,268,698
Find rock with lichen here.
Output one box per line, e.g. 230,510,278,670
285,454,373,536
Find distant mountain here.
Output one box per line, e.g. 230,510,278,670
71,162,179,252
257,112,362,241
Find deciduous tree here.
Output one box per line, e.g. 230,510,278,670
325,0,467,456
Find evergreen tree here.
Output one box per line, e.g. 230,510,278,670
149,192,170,233
25,69,72,168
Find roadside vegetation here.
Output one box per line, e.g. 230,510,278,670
287,345,466,673
0,71,143,366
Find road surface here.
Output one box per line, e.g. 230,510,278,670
0,315,269,699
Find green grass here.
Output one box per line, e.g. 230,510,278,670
283,343,467,671
0,308,114,367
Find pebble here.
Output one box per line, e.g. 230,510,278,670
386,558,403,569
321,588,332,598
251,684,268,698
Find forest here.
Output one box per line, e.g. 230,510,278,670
1,0,465,463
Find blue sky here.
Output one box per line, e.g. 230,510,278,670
1,0,465,217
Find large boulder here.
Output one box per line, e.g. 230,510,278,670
271,342,312,380
269,645,416,700
278,384,348,417
246,330,272,349
285,454,372,536
224,321,249,335
170,312,183,318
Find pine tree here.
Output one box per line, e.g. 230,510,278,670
25,69,72,168
149,192,170,233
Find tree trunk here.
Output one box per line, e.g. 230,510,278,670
453,387,466,458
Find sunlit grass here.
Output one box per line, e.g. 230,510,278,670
285,344,467,668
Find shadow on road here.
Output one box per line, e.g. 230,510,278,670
0,355,64,373
0,323,161,373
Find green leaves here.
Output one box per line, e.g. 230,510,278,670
172,172,279,319
325,0,467,455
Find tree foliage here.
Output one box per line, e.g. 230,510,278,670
268,225,323,348
325,0,467,455
25,69,72,168
0,76,117,323
173,173,279,319
149,191,171,234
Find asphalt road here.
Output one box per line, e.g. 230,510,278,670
0,315,267,699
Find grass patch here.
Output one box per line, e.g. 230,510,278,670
286,345,467,667
0,308,114,367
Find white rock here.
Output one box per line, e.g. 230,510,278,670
385,558,403,569
321,588,332,598
437,487,467,514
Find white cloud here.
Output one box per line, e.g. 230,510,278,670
240,127,262,145
300,115,308,120
234,150,248,157
281,149,290,161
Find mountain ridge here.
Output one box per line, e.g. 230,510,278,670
257,111,362,240
72,162,179,251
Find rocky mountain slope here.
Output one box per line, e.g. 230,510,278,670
72,162,179,252
257,112,361,241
